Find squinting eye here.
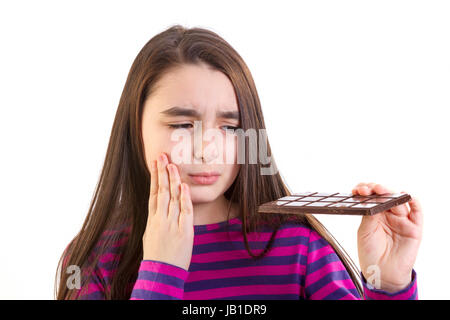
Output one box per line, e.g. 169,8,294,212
168,123,193,129
222,125,241,131
168,124,241,131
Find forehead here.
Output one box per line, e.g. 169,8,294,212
148,63,239,114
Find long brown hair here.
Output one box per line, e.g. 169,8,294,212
55,24,363,299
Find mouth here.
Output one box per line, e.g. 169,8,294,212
188,172,221,185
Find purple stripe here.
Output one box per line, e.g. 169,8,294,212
323,287,360,300
137,271,185,288
185,274,304,291
307,253,341,274
130,289,181,300
132,279,184,298
306,270,353,296
139,260,188,280
189,254,307,271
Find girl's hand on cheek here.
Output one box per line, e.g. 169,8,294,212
354,182,423,293
142,152,194,271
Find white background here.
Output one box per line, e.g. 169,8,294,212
0,0,448,299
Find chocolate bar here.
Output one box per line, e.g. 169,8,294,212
257,192,411,216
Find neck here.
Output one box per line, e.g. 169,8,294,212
192,195,239,226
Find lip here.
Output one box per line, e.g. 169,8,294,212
188,172,221,185
189,172,221,177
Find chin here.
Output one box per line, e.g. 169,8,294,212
189,188,221,204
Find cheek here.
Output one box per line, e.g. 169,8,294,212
142,126,178,166
223,134,238,163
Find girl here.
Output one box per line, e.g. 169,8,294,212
55,25,422,300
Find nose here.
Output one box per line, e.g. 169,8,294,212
193,120,220,163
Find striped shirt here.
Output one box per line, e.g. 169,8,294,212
70,216,418,300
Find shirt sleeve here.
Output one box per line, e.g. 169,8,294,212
303,228,418,300
69,259,188,300
362,269,418,300
129,260,189,300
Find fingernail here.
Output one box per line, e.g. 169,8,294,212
159,153,166,162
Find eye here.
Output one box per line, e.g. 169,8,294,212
168,123,193,129
169,124,241,130
222,125,241,131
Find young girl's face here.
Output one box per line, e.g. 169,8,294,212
141,62,241,204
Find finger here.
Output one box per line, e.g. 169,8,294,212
408,196,423,226
148,160,158,218
167,164,181,223
179,183,194,232
389,202,409,217
357,184,371,196
352,182,367,195
373,184,395,195
156,153,171,217
361,182,377,195
367,182,377,190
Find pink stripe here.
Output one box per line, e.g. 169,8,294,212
306,261,347,284
184,283,300,299
139,260,188,280
191,244,308,263
307,245,335,264
97,266,116,278
309,230,322,242
310,279,356,300
86,282,104,295
99,253,121,264
187,264,306,282
75,282,104,298
194,225,311,245
96,236,129,248
132,279,183,298
364,280,417,300
206,218,242,231
340,293,359,300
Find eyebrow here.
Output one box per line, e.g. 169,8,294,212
160,106,240,121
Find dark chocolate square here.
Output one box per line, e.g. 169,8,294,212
305,202,333,207
311,192,339,197
279,196,302,201
352,203,378,208
334,192,354,197
285,201,309,207
300,196,326,202
321,196,347,202
342,196,371,203
365,197,392,203
329,203,355,208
